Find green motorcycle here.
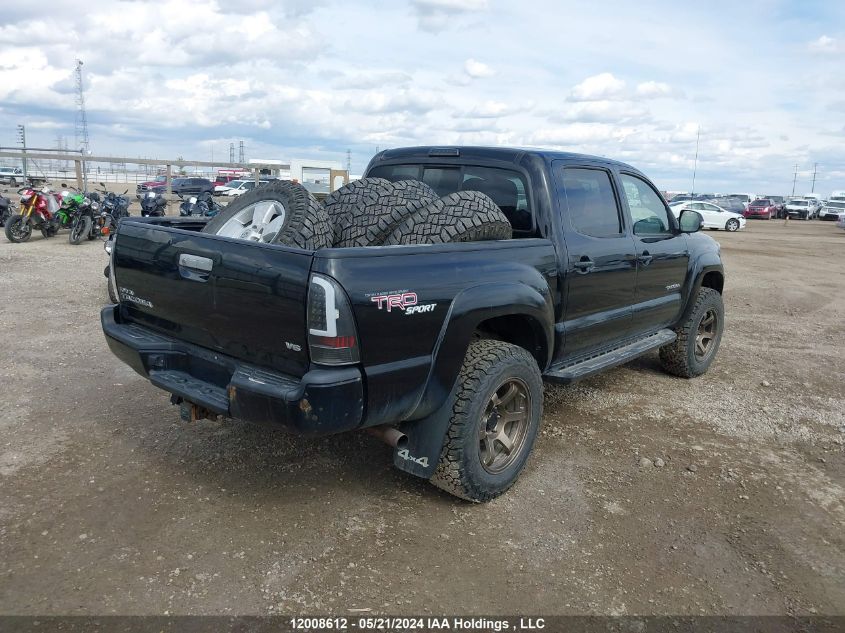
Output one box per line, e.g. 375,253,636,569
58,186,98,245
56,189,86,228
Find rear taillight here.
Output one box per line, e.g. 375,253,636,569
307,274,360,366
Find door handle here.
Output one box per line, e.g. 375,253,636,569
179,253,213,271
637,253,653,266
573,257,595,273
178,253,213,281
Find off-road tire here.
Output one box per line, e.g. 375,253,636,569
203,180,331,250
383,191,512,246
337,180,437,247
4,215,31,243
659,287,724,378
69,215,92,245
430,340,543,502
323,177,392,246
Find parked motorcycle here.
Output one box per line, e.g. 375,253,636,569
97,183,130,221
56,187,87,231
140,190,167,217
0,193,14,227
68,195,100,245
178,190,221,217
4,186,62,242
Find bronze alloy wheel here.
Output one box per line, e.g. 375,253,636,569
695,308,718,360
479,378,531,474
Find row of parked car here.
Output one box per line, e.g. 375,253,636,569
135,174,274,199
665,191,845,228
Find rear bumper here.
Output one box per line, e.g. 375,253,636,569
101,306,364,435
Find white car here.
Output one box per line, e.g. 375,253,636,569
819,200,845,221
225,180,270,197
214,179,245,195
785,198,813,220
669,200,746,232
0,167,24,186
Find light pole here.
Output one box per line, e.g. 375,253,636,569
17,124,27,181
690,126,700,196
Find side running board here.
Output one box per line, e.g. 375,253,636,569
544,329,676,385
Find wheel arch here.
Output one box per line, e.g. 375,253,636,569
407,282,554,424
679,263,724,324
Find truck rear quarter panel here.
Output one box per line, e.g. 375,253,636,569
314,240,558,426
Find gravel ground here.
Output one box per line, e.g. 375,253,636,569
0,211,843,616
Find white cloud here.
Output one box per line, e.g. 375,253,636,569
569,73,627,101
462,100,525,118
552,101,651,124
635,81,672,98
411,0,489,32
463,58,494,79
808,35,839,53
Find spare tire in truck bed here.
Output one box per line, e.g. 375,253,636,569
382,191,512,245
325,178,437,247
203,180,332,250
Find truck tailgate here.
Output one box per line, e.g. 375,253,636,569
112,220,312,377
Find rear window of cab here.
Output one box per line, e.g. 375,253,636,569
367,163,533,232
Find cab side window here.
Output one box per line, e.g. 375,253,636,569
560,167,622,238
620,174,673,235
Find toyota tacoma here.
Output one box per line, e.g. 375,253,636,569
102,146,725,501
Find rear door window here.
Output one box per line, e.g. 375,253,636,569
559,167,622,238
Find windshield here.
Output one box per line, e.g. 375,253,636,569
226,180,244,187
751,199,770,205
790,200,809,207
826,201,845,209
728,194,749,202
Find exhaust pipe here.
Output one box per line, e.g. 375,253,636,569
365,425,407,449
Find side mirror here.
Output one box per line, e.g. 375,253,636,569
679,209,703,233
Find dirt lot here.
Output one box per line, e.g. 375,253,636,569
0,215,843,616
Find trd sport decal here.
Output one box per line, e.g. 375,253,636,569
369,291,436,315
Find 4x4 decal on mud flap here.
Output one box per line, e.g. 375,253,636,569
397,448,429,468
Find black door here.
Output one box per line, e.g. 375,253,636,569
617,172,690,333
553,163,638,360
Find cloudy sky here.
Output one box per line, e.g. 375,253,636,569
1,0,843,193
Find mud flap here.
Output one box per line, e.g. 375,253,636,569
392,380,458,480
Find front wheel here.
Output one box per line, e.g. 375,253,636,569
430,340,543,502
4,214,32,243
69,215,92,245
659,287,724,378
725,218,740,231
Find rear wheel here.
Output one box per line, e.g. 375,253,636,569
203,181,331,250
430,340,543,502
4,215,31,243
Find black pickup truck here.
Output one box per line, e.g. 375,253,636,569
102,146,725,501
